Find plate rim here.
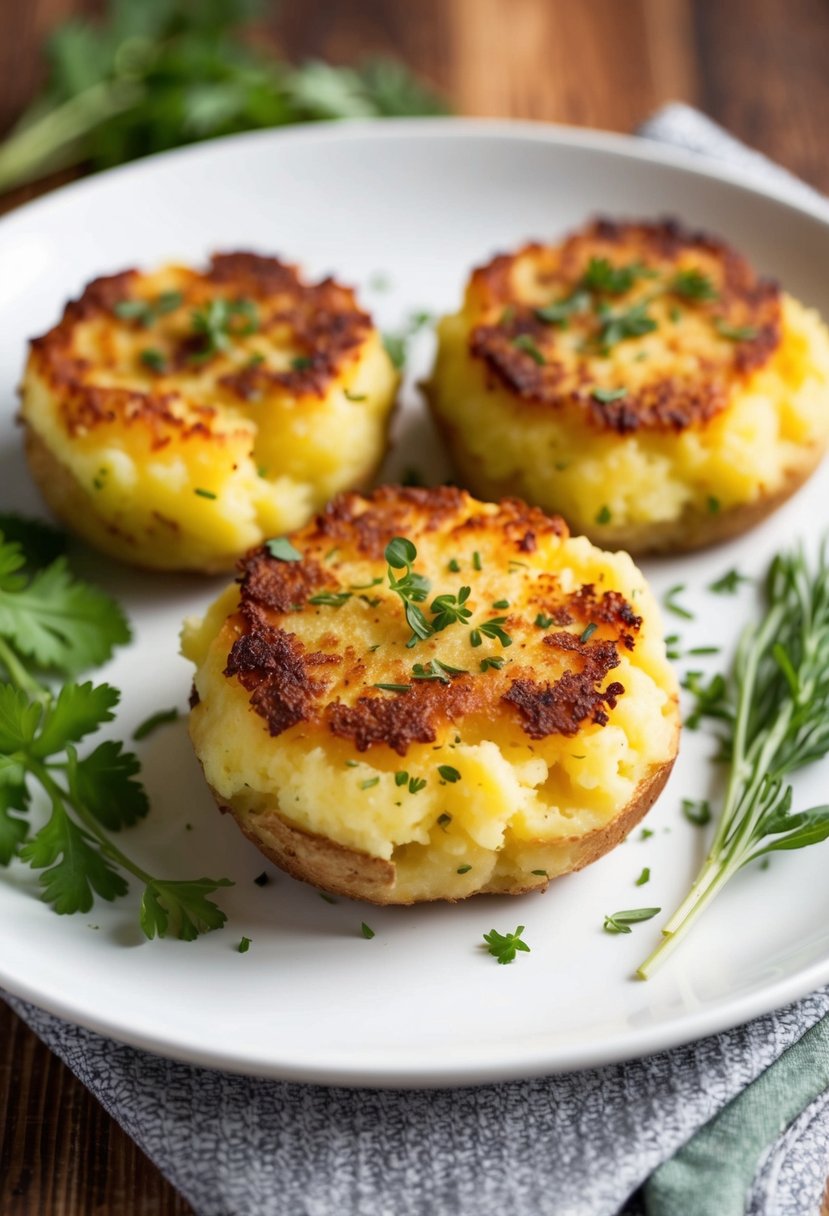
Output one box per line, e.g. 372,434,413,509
3,115,829,1087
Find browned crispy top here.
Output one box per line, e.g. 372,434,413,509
27,252,374,442
218,486,643,756
466,217,782,434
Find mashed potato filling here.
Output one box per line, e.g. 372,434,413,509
183,488,679,903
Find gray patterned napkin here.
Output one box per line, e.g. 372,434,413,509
4,104,829,1216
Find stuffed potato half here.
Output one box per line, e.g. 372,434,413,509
20,252,399,573
183,486,680,904
426,218,829,554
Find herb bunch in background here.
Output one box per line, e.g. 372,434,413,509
0,515,231,939
0,0,448,195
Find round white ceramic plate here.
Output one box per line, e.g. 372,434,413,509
2,119,829,1088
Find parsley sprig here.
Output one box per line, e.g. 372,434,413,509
191,297,258,361
0,0,447,196
638,543,829,978
0,519,231,939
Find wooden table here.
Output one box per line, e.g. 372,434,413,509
2,1,829,1212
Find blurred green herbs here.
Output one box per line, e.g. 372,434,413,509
0,0,448,194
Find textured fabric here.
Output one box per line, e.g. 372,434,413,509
5,105,829,1216
5,989,829,1216
642,1009,829,1216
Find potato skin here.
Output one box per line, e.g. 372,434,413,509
19,253,399,573
426,217,829,554
185,485,681,904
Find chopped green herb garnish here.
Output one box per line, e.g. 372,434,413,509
448,558,461,573
360,921,375,939
580,623,598,643
591,387,628,404
373,683,411,693
595,505,612,526
492,599,510,610
581,258,650,295
475,617,512,648
512,334,546,365
483,925,530,964
535,289,591,326
344,389,367,401
709,568,750,595
318,891,337,905
682,798,712,827
535,613,554,629
308,591,352,607
670,269,718,301
438,765,461,783
345,759,359,767
194,488,216,500
531,868,548,877
237,936,251,953
603,907,661,934
115,290,183,327
385,536,433,646
430,586,473,632
688,646,720,657
470,629,482,647
635,867,651,887
290,355,313,371
457,864,472,875
715,318,758,341
191,297,258,360
408,777,427,794
480,656,505,672
394,771,409,786
360,777,380,790
412,658,468,683
664,584,693,620
707,495,721,514
472,551,482,571
640,828,654,841
266,537,302,562
382,331,407,369
596,302,657,349
133,707,179,741
139,348,166,373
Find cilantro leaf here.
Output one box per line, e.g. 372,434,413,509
140,877,233,941
0,781,29,865
0,684,41,752
0,516,66,568
67,740,148,830
0,554,130,674
32,681,119,758
20,804,128,914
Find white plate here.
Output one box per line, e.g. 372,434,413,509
2,119,829,1088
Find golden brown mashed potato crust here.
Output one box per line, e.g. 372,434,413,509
427,218,829,553
184,486,680,904
20,253,398,572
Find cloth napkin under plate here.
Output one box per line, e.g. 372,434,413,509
4,104,829,1216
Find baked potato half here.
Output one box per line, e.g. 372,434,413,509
183,485,680,904
20,252,399,573
425,218,829,554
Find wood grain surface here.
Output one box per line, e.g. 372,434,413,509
2,1,829,1213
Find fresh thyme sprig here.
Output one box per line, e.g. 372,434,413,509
385,537,433,646
638,543,829,979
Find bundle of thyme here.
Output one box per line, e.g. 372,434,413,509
638,544,829,978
